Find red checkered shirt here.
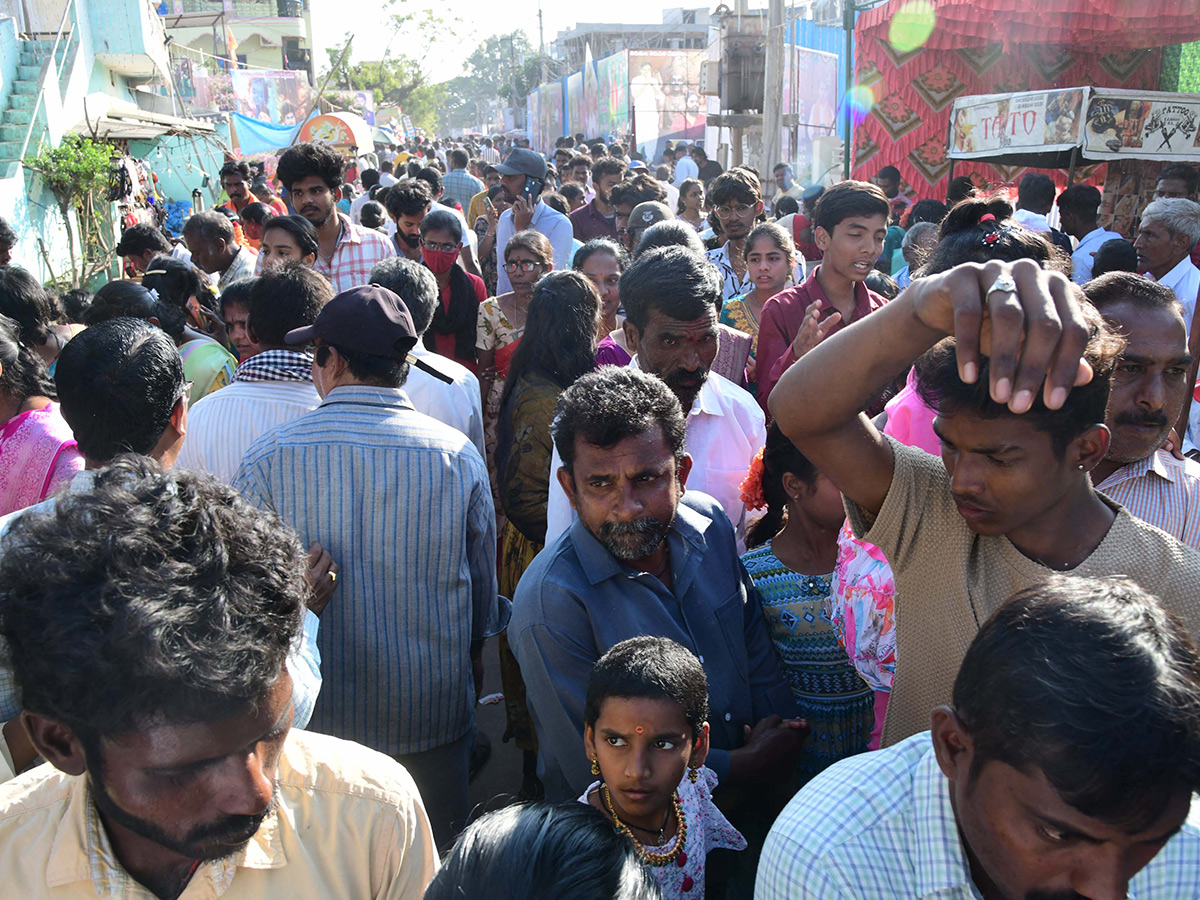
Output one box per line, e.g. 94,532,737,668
314,213,396,293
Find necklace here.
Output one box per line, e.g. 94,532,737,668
602,784,687,867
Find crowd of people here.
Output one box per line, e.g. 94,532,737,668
0,128,1200,900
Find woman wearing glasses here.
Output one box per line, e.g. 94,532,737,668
418,209,488,373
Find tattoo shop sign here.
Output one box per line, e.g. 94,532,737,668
1084,88,1200,162
948,88,1085,160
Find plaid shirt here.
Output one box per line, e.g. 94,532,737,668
314,213,395,294
757,732,1200,899
442,168,484,211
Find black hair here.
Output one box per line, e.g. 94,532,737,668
0,312,55,401
139,256,209,341
315,343,409,387
58,288,92,325
85,280,157,327
0,215,15,247
1057,184,1102,228
277,141,345,191
572,238,628,274
1092,238,1139,278
384,180,432,219
218,277,256,315
262,214,319,258
590,141,607,155
421,207,463,242
708,168,761,208
219,159,251,183
425,802,660,900
182,210,234,245
955,576,1200,830
360,168,381,191
248,262,333,348
0,266,58,344
634,221,707,259
746,423,818,549
906,198,948,226
864,271,900,300
500,271,599,408
542,192,569,216
1082,271,1181,315
369,257,439,335
914,302,1124,457
552,366,686,474
1017,173,1056,213
774,195,800,218
239,201,272,226
812,180,891,233
1157,163,1199,196
359,201,388,230
449,148,469,169
592,157,627,183
619,246,720,333
0,457,306,743
380,160,394,174
505,230,555,266
946,175,976,204
921,198,1069,277
114,223,172,257
560,183,585,204
610,173,667,209
585,636,709,736
416,166,444,197
55,317,184,460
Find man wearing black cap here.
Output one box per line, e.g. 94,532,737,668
233,284,505,852
493,147,574,293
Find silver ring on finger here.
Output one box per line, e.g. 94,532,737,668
986,274,1018,298
329,570,338,584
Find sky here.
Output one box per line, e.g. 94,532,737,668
308,0,690,85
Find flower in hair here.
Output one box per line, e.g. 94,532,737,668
983,231,1000,245
740,447,767,511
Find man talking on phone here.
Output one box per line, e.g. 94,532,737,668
494,148,575,293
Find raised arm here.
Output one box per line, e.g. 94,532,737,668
768,260,1091,517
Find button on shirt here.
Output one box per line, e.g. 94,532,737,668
757,731,1200,900
234,386,504,756
495,200,575,293
1153,256,1200,337
1097,449,1200,550
544,362,766,546
569,197,618,242
1070,226,1123,283
315,212,396,294
0,729,440,900
510,491,797,801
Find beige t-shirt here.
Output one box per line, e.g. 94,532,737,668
847,437,1200,747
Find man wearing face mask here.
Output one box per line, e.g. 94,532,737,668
417,208,487,373
494,149,575,294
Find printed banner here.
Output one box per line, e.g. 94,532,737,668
782,46,839,182
1084,88,1200,161
325,89,376,126
229,70,312,126
567,72,584,138
534,82,565,156
948,88,1087,159
583,43,600,141
628,50,706,163
597,51,630,138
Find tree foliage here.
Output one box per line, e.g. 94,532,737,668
441,31,540,131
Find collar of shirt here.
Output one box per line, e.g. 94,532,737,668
1159,255,1200,293
564,494,713,589
1097,448,1181,492
46,780,285,896
1078,227,1118,251
909,746,980,897
318,384,414,412
801,264,881,326
1012,208,1051,233
235,349,315,384
629,354,725,419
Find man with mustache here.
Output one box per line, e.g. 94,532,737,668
759,576,1200,900
1085,272,1200,548
510,366,804,811
0,461,438,900
544,245,767,544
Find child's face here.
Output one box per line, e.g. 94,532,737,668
816,213,889,284
584,696,709,830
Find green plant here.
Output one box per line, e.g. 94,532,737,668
24,134,116,288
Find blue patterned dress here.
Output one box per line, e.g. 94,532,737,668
741,541,874,781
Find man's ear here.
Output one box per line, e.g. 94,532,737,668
22,712,88,776
623,320,641,356
556,464,579,511
677,453,693,489
930,706,973,784
1074,423,1110,473
814,225,832,253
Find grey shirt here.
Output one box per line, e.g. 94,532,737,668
509,491,797,800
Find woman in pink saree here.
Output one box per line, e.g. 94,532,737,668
0,314,83,515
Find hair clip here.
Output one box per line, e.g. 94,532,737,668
983,231,1000,245
145,287,160,300
979,213,996,222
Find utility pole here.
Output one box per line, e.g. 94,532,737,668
761,0,785,179
842,0,854,179
538,5,547,84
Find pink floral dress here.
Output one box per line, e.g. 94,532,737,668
0,404,84,516
580,766,745,899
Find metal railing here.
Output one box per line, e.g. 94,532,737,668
16,0,78,167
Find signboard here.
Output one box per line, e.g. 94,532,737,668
567,72,584,138
583,43,600,140
597,51,630,138
535,82,565,156
229,70,312,126
948,88,1086,159
628,50,705,163
782,46,839,182
1084,88,1200,161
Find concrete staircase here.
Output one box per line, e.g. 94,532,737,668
0,40,62,175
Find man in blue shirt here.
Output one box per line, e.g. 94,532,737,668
510,366,805,805
758,576,1200,900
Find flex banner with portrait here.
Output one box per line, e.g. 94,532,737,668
1084,88,1200,162
229,70,313,127
597,51,630,138
628,50,706,163
948,88,1086,159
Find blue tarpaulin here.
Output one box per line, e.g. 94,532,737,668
230,113,302,156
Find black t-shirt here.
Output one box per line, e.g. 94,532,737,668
697,160,724,185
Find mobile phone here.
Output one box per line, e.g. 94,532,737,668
186,295,204,329
521,177,544,204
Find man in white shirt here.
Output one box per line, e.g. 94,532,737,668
1012,172,1074,259
350,168,381,223
494,148,575,293
1057,184,1122,284
1135,197,1200,335
546,246,765,543
178,263,329,482
672,141,699,187
369,257,486,457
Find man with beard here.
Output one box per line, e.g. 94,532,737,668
510,365,803,804
544,246,766,544
1085,272,1200,547
219,159,254,215
609,172,669,255
0,460,437,899
384,180,433,262
493,148,574,294
276,142,394,293
569,156,626,242
758,576,1200,900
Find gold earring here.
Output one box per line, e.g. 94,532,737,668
591,757,600,776
687,763,700,784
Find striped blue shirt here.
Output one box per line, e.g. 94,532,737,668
756,732,1200,899
234,385,503,755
